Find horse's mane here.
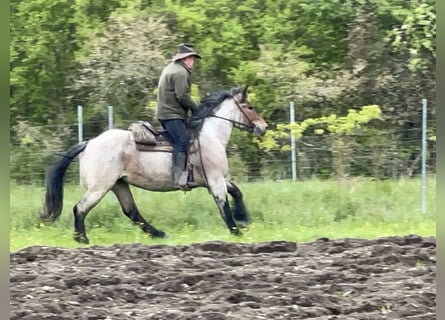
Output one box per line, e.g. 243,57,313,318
191,89,233,119
187,89,234,132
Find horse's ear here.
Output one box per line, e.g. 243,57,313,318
231,85,242,102
241,86,248,103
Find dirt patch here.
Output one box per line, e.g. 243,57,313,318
10,235,436,319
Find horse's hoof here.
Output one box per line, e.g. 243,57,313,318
236,220,249,229
230,228,242,236
152,230,168,239
74,233,90,244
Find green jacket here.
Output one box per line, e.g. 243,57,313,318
156,61,198,120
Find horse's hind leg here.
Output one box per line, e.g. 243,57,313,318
227,181,250,228
111,179,166,238
73,188,110,244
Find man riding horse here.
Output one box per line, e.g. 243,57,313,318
156,43,201,191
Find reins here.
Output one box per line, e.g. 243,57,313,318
195,137,210,191
208,114,254,131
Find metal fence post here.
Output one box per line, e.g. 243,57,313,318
421,98,427,214
77,105,83,185
290,101,297,181
107,105,118,204
108,106,113,129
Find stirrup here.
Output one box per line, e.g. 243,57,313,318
176,172,199,191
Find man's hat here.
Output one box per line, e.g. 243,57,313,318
172,43,202,61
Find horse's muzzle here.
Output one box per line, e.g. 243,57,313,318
253,125,267,136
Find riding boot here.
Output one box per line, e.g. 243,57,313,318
174,152,191,190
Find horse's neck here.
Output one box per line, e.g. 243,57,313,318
199,115,233,148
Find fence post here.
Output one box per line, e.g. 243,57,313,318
290,101,297,181
421,98,427,214
108,106,113,129
77,105,83,185
107,105,118,204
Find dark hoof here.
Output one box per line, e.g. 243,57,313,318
74,233,90,244
236,220,249,229
230,228,242,236
151,230,168,238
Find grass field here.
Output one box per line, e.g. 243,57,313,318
10,177,436,252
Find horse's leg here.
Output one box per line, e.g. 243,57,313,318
227,181,250,228
209,179,241,236
73,188,110,244
111,179,166,238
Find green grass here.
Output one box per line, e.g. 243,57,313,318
10,177,436,252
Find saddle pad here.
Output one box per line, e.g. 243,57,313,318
135,143,173,153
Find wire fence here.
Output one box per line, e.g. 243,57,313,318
10,105,437,217
10,115,436,183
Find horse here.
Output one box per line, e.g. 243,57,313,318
42,86,268,244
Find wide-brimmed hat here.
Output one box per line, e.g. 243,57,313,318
172,43,202,61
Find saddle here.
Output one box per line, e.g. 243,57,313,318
128,121,197,187
127,121,173,152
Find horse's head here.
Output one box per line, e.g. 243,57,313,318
231,86,268,136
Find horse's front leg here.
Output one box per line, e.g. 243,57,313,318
216,197,242,236
227,181,249,228
210,179,241,236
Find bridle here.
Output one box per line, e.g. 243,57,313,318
192,93,258,190
209,97,256,132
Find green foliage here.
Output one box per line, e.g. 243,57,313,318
160,0,263,90
9,0,436,182
10,0,79,125
231,44,315,112
258,105,382,151
227,152,249,183
73,0,126,54
386,0,435,72
10,121,77,184
69,13,175,129
256,105,385,179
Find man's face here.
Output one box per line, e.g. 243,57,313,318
183,56,196,69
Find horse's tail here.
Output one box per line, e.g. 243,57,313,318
42,141,88,221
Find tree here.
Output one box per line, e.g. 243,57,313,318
10,0,436,182
10,0,79,126
10,0,127,127
68,13,175,134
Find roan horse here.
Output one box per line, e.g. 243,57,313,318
42,86,268,243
